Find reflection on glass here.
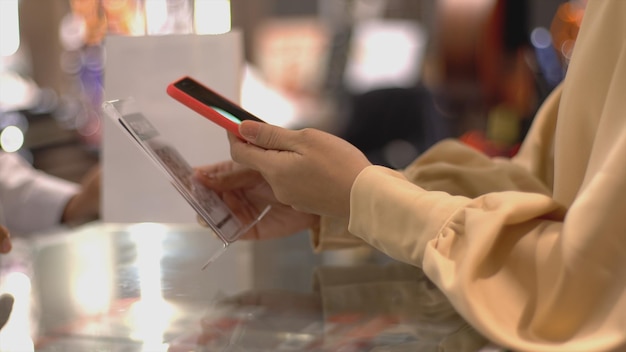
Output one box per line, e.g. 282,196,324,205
72,233,113,316
0,272,34,352
128,223,173,349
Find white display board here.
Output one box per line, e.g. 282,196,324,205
102,31,243,223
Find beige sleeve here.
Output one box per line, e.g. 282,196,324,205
311,135,554,253
418,2,626,350
346,106,626,351
346,94,626,352
314,1,626,350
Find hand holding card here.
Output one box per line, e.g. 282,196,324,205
102,98,270,269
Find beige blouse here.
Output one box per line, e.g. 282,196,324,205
315,1,626,351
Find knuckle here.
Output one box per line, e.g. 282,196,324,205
258,126,281,148
229,148,241,162
297,128,316,141
273,189,290,205
266,132,281,148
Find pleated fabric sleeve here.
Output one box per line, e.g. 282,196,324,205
314,1,626,350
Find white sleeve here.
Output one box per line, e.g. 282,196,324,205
0,152,79,235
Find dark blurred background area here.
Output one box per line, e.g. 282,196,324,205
0,0,586,179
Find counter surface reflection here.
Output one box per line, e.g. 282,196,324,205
0,222,491,351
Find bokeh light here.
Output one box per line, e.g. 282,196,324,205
0,125,25,153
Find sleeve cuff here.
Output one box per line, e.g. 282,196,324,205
11,174,79,235
347,165,470,267
310,215,366,253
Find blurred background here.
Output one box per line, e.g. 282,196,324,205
0,0,586,178
0,1,590,349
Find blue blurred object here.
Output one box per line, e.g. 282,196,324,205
531,27,565,89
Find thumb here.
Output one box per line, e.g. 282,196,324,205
239,121,295,151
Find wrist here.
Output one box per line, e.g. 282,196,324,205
61,193,98,226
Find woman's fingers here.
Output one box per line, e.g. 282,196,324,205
194,163,264,191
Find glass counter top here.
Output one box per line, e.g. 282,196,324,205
0,222,494,351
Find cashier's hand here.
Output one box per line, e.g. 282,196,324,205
62,164,101,226
0,225,11,254
228,121,371,218
0,225,13,331
194,161,319,240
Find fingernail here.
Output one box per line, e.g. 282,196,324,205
1,237,11,253
239,121,260,141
